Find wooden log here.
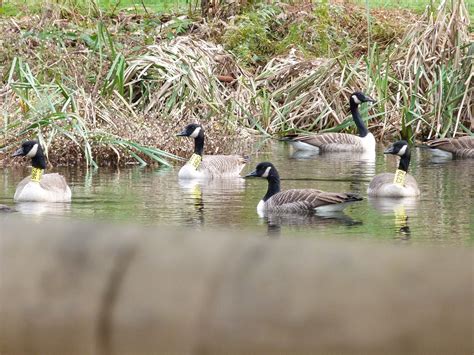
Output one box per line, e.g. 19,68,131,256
0,220,472,354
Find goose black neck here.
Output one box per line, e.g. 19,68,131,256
398,151,410,172
193,134,204,156
263,171,280,202
31,150,47,170
350,101,368,137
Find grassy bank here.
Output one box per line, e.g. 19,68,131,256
0,0,472,167
2,0,473,17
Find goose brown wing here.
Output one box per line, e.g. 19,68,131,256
266,189,361,212
39,173,70,193
367,173,394,191
426,136,474,158
294,133,363,151
201,155,248,176
367,173,419,193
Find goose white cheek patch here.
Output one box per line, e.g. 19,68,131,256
261,166,272,178
190,127,201,138
397,145,407,156
352,95,361,104
26,144,38,158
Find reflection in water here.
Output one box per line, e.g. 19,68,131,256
264,210,362,237
368,197,419,213
289,149,320,160
83,167,98,192
178,178,245,227
289,150,376,196
14,201,72,216
290,148,376,162
369,197,419,240
178,179,205,227
422,145,454,161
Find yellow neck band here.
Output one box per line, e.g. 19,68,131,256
393,169,406,187
187,154,202,170
31,167,43,182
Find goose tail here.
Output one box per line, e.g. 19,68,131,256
345,193,364,202
280,134,299,142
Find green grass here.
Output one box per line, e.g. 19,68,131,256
2,0,473,17
99,0,187,12
0,0,188,15
355,0,474,21
356,0,473,11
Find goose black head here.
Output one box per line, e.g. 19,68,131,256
350,91,376,105
245,162,278,179
177,124,204,138
12,140,42,158
12,140,46,169
384,140,409,156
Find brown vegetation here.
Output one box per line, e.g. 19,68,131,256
0,1,471,167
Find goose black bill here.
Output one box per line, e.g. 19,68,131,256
12,148,24,157
384,145,395,154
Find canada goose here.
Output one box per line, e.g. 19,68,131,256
425,136,474,159
12,141,72,202
367,140,420,197
285,91,376,152
177,123,248,179
245,162,363,214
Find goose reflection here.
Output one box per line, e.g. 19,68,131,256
14,201,71,217
368,197,419,239
264,210,362,237
289,150,376,195
178,178,245,227
290,149,376,164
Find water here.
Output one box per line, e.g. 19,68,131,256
1,141,473,244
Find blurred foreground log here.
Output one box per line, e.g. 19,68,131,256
0,220,472,354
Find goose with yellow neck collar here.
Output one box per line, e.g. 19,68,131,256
177,124,248,179
367,140,420,197
12,141,72,202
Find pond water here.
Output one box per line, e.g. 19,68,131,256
1,140,473,245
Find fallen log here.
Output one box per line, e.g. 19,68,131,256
0,220,472,354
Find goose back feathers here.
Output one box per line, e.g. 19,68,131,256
179,155,248,179
367,173,419,198
262,189,362,213
290,132,375,153
14,173,71,202
177,124,248,179
426,136,474,158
